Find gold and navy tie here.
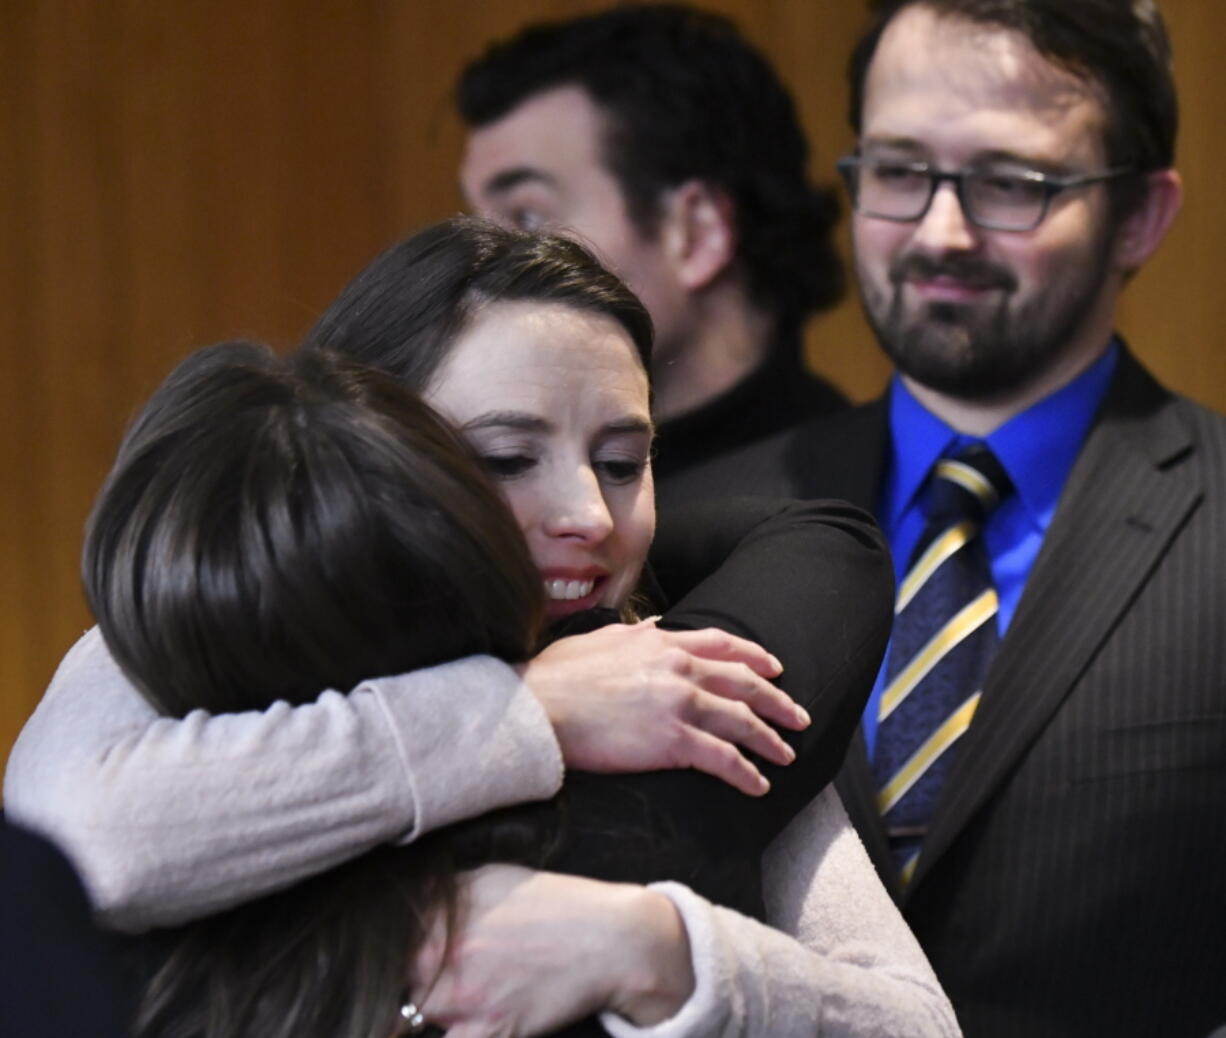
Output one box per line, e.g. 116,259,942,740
874,443,1013,887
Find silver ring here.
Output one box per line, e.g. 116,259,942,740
399,1000,427,1035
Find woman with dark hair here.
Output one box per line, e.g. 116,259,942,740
82,342,551,1037
8,219,958,1035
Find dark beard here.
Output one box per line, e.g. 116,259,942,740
861,241,1113,401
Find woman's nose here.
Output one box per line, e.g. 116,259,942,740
540,468,615,542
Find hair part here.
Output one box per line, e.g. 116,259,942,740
304,216,652,394
457,3,845,333
849,0,1177,220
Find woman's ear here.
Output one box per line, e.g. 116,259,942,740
658,180,738,292
1113,169,1182,274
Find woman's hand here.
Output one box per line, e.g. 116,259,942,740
410,864,695,1037
517,619,809,795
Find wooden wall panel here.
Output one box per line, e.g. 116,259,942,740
1116,0,1226,403
2,0,1223,771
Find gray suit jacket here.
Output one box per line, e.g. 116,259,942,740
662,348,1226,1038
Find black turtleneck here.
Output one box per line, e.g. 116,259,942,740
652,338,846,484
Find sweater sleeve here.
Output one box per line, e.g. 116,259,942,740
599,789,960,1038
3,627,563,932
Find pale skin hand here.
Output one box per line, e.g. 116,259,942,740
411,864,694,1038
516,619,809,796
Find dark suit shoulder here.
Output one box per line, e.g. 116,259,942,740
658,399,889,511
1098,347,1226,486
1171,388,1226,467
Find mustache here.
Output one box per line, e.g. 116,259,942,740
889,253,1017,293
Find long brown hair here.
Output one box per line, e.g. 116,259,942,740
84,342,547,1038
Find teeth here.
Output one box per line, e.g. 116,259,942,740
544,578,596,601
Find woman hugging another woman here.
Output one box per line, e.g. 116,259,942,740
7,218,958,1036
84,343,553,1037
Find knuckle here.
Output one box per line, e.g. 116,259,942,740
670,685,700,720
657,686,696,725
662,721,691,761
731,660,756,684
729,700,756,727
648,670,683,701
661,645,693,675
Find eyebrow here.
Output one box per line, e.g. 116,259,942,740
481,166,558,197
459,412,654,437
460,412,551,434
603,417,654,437
860,135,926,154
862,137,1067,171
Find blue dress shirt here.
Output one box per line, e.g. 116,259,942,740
861,344,1120,758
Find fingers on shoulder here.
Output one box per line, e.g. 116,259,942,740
662,627,780,675
677,728,769,796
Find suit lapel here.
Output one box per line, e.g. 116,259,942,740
908,355,1204,894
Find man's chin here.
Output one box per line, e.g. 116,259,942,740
887,332,1016,399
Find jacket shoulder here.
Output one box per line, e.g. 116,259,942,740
658,401,887,510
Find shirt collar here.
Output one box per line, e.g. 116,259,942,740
884,343,1119,533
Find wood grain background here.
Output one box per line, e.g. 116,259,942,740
2,0,1221,771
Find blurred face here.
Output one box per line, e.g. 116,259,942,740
460,86,688,362
426,300,655,620
853,6,1123,401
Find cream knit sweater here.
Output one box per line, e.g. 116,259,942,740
6,628,958,1037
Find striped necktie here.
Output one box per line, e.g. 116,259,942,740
874,442,1013,887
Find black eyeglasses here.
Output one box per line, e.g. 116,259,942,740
836,155,1137,232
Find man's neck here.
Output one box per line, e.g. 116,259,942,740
903,333,1116,438
651,291,776,423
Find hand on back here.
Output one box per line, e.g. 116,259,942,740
409,864,694,1037
518,619,808,796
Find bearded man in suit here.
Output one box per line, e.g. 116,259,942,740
664,2,1226,1035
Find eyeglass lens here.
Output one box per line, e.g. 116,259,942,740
855,163,1048,231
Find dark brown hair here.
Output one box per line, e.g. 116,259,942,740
457,4,845,336
304,216,652,393
84,342,546,1038
849,0,1177,216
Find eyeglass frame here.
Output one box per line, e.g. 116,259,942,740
835,154,1139,232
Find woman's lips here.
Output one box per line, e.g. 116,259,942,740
540,571,608,618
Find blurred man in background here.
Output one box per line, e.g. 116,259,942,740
456,4,847,482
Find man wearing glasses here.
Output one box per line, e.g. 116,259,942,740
666,1,1226,1034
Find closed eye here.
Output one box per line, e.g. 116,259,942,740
867,160,930,189
970,168,1045,202
595,457,647,484
480,453,537,479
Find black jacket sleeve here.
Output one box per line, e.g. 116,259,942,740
547,497,893,919
651,496,893,832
